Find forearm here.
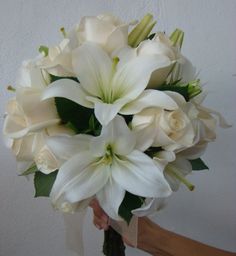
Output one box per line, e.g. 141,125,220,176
138,218,236,256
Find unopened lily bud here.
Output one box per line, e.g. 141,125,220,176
170,28,184,49
128,13,156,48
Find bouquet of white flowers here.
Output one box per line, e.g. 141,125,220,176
3,13,230,255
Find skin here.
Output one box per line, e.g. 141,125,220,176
90,200,236,256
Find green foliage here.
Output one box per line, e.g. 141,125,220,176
144,147,162,158
55,97,95,133
189,158,209,171
121,114,133,126
158,79,202,101
50,75,101,135
34,171,58,197
158,83,190,101
19,164,38,176
50,74,79,83
147,33,156,40
118,192,144,224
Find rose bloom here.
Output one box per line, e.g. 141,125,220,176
132,93,195,152
37,14,130,76
137,32,181,88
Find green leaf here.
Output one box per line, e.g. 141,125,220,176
158,83,190,101
158,79,202,101
144,146,162,158
50,74,101,135
55,97,94,133
34,171,58,197
50,74,79,83
147,33,156,40
187,79,202,99
121,114,133,126
19,164,39,176
39,45,49,57
189,158,209,171
118,192,144,224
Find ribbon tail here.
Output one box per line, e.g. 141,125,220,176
63,209,87,256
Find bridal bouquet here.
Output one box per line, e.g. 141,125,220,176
3,13,230,255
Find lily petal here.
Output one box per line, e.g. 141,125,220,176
46,134,92,160
42,79,93,108
112,151,171,198
72,43,112,98
90,115,135,156
134,125,156,151
50,152,109,206
120,90,178,115
112,55,171,101
86,97,125,126
97,177,125,221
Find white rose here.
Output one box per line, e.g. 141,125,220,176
37,14,129,75
178,96,218,159
132,93,195,152
137,32,180,88
77,14,129,53
3,62,60,140
5,124,75,174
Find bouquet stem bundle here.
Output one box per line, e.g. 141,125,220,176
103,227,126,256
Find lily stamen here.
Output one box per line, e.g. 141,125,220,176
165,164,195,191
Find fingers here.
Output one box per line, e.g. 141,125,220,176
123,237,135,247
90,199,109,230
93,215,109,230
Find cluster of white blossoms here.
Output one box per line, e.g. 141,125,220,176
3,14,229,220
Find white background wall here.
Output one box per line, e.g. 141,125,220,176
0,0,235,255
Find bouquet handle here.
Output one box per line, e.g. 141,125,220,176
103,226,126,256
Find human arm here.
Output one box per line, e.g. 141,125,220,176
137,217,236,256
90,200,236,256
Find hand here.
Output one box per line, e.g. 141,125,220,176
89,199,137,247
89,199,109,230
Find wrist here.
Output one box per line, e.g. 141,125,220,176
137,217,171,255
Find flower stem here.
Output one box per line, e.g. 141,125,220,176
103,226,126,256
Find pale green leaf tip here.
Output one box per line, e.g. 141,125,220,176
7,85,16,92
60,27,66,38
19,165,38,176
39,45,49,57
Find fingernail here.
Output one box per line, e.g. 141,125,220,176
95,224,102,230
102,224,109,231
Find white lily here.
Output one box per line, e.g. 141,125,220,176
137,32,181,88
48,116,172,220
156,153,194,192
37,39,75,77
42,43,179,125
